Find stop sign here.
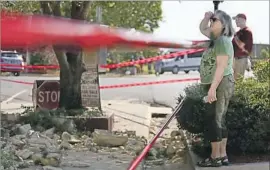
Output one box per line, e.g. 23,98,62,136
37,80,60,110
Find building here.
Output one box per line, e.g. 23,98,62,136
252,43,269,58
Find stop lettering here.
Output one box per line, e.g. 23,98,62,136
36,80,60,110
38,91,60,103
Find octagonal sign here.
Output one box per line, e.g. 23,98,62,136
36,80,60,110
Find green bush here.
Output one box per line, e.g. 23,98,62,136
30,53,49,65
176,57,270,155
19,106,103,133
253,48,269,83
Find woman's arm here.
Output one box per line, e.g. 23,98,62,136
200,12,213,38
210,55,228,90
200,18,211,38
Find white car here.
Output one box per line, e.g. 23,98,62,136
159,51,204,74
0,50,24,76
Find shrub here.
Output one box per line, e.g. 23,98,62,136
19,106,102,133
30,53,49,65
176,58,270,155
176,83,206,134
253,48,269,82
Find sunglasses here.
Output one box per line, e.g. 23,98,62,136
210,17,219,23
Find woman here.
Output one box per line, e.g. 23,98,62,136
197,10,235,167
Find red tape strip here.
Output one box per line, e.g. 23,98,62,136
0,48,205,70
0,78,200,89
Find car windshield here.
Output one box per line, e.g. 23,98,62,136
1,52,18,58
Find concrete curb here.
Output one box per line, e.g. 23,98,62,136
180,130,199,170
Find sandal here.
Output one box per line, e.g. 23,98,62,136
220,156,230,166
197,157,222,167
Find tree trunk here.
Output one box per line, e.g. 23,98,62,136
39,1,92,110
54,47,86,109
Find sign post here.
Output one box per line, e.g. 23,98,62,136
82,50,102,111
36,80,60,110
213,0,224,11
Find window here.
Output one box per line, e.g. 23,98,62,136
188,52,203,58
175,55,184,61
1,52,18,58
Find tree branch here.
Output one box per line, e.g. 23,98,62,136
71,1,91,20
51,1,61,16
53,46,70,71
39,1,52,15
71,1,81,20
80,1,91,20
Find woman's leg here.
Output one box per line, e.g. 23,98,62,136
220,75,235,164
198,76,234,167
220,138,227,157
198,99,223,167
211,141,221,158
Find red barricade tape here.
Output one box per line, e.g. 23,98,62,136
0,48,205,70
0,77,200,89
0,64,60,69
1,11,206,50
101,48,205,69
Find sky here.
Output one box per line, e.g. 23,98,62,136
154,1,269,44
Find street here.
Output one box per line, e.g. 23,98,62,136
0,71,201,108
0,70,254,108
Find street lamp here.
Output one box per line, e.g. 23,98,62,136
213,0,224,11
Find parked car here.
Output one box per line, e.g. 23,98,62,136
159,51,204,74
0,50,24,76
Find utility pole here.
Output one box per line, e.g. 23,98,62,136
96,6,107,74
213,0,224,11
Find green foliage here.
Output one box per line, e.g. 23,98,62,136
30,53,49,65
19,106,102,133
90,1,162,32
260,47,270,59
234,78,269,108
2,1,162,32
176,84,206,134
1,1,40,14
109,48,160,63
19,108,68,133
253,48,270,83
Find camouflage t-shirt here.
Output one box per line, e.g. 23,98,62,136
200,35,234,84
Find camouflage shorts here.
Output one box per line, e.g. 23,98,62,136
202,74,235,142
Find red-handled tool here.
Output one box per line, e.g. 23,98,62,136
127,97,186,170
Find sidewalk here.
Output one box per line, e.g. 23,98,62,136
1,102,32,114
102,100,152,138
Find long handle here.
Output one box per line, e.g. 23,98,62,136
127,97,186,170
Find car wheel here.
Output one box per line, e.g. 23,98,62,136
184,70,190,74
13,72,20,76
159,70,164,74
172,66,179,74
